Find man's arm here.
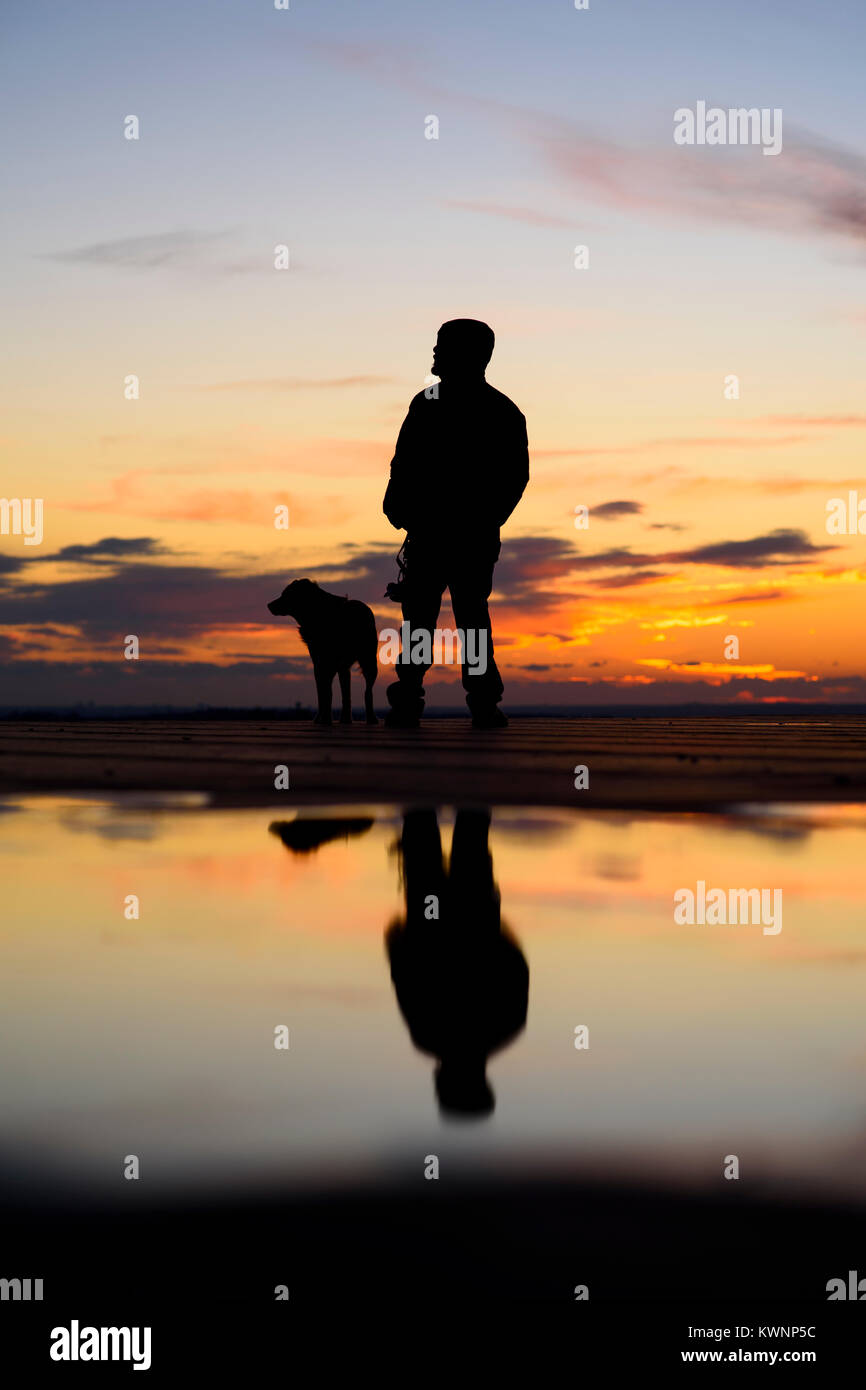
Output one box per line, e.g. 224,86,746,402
496,410,529,527
383,399,421,530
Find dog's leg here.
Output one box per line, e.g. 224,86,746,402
338,668,352,724
313,667,333,726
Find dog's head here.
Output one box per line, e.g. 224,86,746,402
267,578,320,618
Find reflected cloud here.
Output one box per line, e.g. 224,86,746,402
59,807,161,843
592,852,642,883
491,813,573,841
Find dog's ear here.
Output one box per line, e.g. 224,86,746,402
280,578,317,615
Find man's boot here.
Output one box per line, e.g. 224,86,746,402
384,681,424,729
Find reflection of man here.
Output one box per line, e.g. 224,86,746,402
383,319,529,728
385,808,529,1118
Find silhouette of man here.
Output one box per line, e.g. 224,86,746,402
383,319,529,728
385,808,529,1118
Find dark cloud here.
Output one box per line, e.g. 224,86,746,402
305,542,399,598
569,546,653,571
4,660,866,711
0,540,410,641
52,537,168,564
600,570,668,588
676,529,833,567
0,527,834,661
593,500,643,520
306,538,587,612
491,536,584,605
39,229,231,270
0,561,285,638
724,589,786,604
570,528,835,577
14,623,77,636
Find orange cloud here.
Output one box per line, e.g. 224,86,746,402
191,376,398,392
56,472,357,527
636,659,812,680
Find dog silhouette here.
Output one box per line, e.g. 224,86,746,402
268,578,378,726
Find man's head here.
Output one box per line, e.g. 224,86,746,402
431,318,494,382
434,1055,495,1118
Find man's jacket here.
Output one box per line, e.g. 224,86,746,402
383,381,529,542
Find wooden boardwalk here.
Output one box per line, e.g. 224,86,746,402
1,716,864,808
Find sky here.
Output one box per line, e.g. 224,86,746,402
1,0,865,707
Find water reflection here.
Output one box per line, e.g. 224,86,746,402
269,816,374,854
385,808,528,1119
2,797,866,1201
269,807,529,1119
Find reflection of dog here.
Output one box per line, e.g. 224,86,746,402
267,579,378,726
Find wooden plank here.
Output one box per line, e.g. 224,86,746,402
0,717,864,808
